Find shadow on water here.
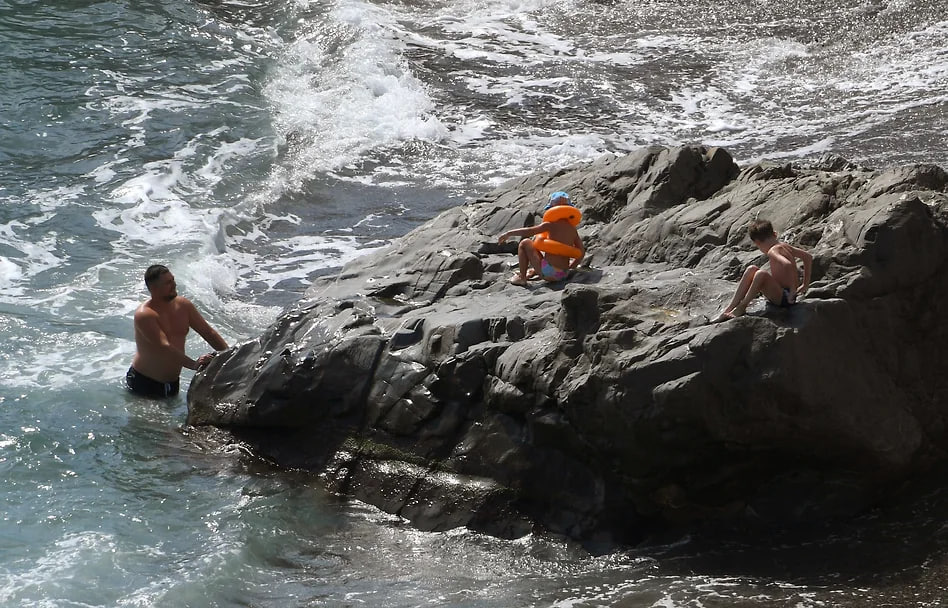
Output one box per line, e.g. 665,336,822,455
637,467,948,594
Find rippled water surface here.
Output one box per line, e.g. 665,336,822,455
1,0,947,604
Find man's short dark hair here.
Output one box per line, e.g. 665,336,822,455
748,219,774,243
144,264,170,288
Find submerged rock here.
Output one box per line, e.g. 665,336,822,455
188,145,948,548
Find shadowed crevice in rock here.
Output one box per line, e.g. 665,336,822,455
188,145,948,550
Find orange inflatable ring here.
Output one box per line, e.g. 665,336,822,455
542,205,581,226
533,236,582,259
531,204,583,258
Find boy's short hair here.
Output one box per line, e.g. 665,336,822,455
748,219,775,243
144,264,170,288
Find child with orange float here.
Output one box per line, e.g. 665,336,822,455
498,191,585,286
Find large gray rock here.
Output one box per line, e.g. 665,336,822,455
188,145,948,548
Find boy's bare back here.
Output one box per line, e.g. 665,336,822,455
543,220,582,269
766,242,804,292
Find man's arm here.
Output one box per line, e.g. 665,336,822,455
186,299,229,351
135,308,200,370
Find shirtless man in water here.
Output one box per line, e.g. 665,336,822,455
716,219,813,321
126,264,229,398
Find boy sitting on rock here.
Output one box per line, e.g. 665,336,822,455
498,191,585,286
716,219,812,321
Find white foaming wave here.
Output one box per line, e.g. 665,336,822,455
435,12,575,65
368,130,610,191
0,256,24,292
482,132,607,180
636,34,686,50
194,135,267,186
0,8,393,391
88,86,201,152
748,23,947,164
548,573,822,608
402,3,649,105
729,37,811,94
256,0,652,191
92,131,221,249
435,7,645,70
464,73,572,107
0,531,119,607
618,33,849,162
114,541,245,607
661,36,814,144
31,185,85,214
98,196,223,254
0,188,83,298
448,115,492,146
264,0,448,192
90,127,267,259
56,139,281,366
351,206,408,230
833,20,948,95
0,222,64,298
0,326,131,390
228,229,385,292
763,136,838,161
684,21,948,165
290,0,656,189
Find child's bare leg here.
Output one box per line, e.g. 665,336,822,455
511,239,541,286
717,266,758,320
731,269,783,316
526,245,544,279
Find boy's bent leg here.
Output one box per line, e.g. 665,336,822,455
734,269,783,314
716,265,758,321
521,241,544,277
512,240,542,286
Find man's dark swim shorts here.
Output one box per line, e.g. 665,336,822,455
125,367,179,398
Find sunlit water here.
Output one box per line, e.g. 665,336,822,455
1,0,947,605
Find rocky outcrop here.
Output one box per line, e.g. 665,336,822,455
188,145,948,549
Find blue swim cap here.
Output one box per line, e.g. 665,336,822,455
545,191,571,210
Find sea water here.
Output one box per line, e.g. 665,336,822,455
1,0,947,605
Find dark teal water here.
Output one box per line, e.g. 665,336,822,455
1,0,946,605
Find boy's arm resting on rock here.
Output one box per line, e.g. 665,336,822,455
569,235,585,269
788,244,813,293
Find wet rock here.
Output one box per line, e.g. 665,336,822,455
188,145,948,549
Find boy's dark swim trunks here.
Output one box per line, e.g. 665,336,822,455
779,287,797,308
125,367,179,398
